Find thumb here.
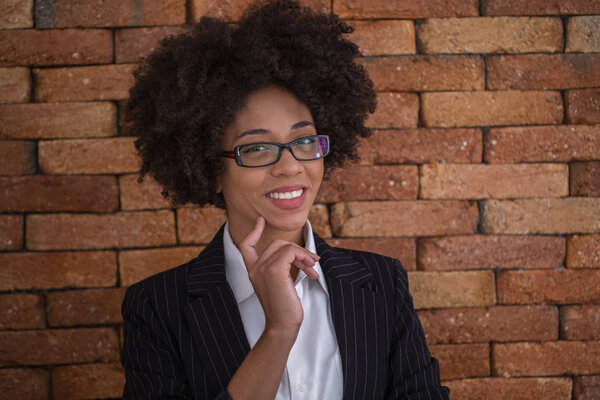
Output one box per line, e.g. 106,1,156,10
239,216,265,269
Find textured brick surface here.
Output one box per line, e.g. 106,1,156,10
418,235,565,271
561,305,600,340
567,16,600,52
191,0,329,21
336,0,478,18
326,238,416,270
0,67,30,103
408,271,495,309
567,234,600,268
421,91,563,127
119,173,172,210
419,17,562,54
445,377,572,400
430,343,489,380
0,0,33,28
0,368,48,400
308,205,332,238
574,375,600,400
177,206,227,244
566,89,600,124
0,294,44,330
571,162,600,197
47,288,126,327
115,26,187,63
53,363,125,400
0,214,23,251
351,20,415,55
0,141,36,175
366,92,418,128
483,0,600,16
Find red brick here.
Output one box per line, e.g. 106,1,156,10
445,377,572,400
360,56,483,92
177,206,228,244
34,64,136,102
420,163,567,199
0,29,112,66
326,238,416,270
0,67,30,103
419,17,562,54
0,251,116,290
115,26,187,63
493,341,600,376
483,0,600,16
119,173,172,210
408,271,495,309
487,54,600,90
0,294,44,330
56,0,185,27
53,363,125,400
497,269,600,304
419,305,558,344
191,0,330,22
0,140,36,175
418,235,565,271
422,91,563,127
566,89,600,124
567,16,600,52
119,246,205,286
47,288,126,327
486,125,600,163
0,368,48,400
574,375,600,400
317,165,418,203
336,0,478,18
0,0,33,28
358,129,482,165
0,214,23,250
430,343,489,380
38,137,140,174
561,305,600,340
366,92,418,129
483,198,600,234
0,102,116,139
350,20,415,56
0,175,118,212
571,161,600,197
0,328,119,366
567,234,600,268
27,211,176,250
308,204,332,238
331,200,478,237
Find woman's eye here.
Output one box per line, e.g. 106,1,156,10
296,137,316,145
242,144,267,153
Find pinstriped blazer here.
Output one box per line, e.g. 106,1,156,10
121,225,449,399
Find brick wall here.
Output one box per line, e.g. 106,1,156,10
1,0,599,399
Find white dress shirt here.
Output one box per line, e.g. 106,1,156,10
223,220,343,400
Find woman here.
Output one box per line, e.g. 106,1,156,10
121,1,449,399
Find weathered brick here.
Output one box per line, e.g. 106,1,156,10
191,0,330,22
486,125,600,163
0,140,36,175
571,162,600,197
326,238,416,270
350,20,415,56
567,16,600,52
53,363,125,400
0,214,23,250
317,165,418,203
487,54,600,90
419,17,562,54
366,92,418,129
0,294,44,330
420,305,557,344
34,64,135,102
566,89,600,124
360,56,483,92
331,200,478,237
47,288,126,327
0,175,118,212
115,26,187,63
119,246,204,286
119,173,172,210
445,377,572,400
0,29,112,66
358,129,482,165
0,251,116,290
0,328,119,366
336,0,478,18
420,163,567,199
561,305,600,340
27,211,176,250
38,137,139,174
483,0,600,16
56,0,185,27
177,206,228,244
0,368,48,400
421,91,563,127
0,67,29,103
483,198,600,234
0,102,116,139
418,235,565,271
408,271,495,309
574,375,600,400
430,343,489,380
308,204,331,238
0,0,33,28
493,341,600,376
567,234,600,269
498,269,600,304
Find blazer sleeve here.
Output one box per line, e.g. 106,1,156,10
384,259,450,400
121,283,234,400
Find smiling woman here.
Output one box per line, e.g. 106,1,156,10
120,1,449,399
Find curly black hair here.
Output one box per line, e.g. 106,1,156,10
125,0,377,208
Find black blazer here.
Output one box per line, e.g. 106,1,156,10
121,225,449,399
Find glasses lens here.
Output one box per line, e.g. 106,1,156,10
239,143,279,166
291,135,329,160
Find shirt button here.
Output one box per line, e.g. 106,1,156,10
297,381,307,393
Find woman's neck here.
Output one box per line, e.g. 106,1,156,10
228,219,305,256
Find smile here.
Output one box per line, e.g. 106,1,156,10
266,189,304,200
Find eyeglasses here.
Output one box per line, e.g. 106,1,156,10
222,135,330,167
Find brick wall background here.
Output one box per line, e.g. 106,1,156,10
0,0,599,399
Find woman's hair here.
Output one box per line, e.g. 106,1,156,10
125,0,377,208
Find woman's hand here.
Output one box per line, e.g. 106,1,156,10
238,216,320,336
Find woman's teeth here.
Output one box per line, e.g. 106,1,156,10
267,189,303,200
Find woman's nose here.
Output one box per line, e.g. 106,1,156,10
271,148,304,176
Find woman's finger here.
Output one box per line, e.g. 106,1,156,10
239,216,265,269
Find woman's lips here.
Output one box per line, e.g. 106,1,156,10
265,187,308,210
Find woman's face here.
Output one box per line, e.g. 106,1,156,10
218,86,325,239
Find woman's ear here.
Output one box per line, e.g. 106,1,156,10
215,177,222,194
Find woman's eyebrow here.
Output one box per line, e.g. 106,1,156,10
237,121,314,138
291,120,314,129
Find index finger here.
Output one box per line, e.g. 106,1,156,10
239,216,265,268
